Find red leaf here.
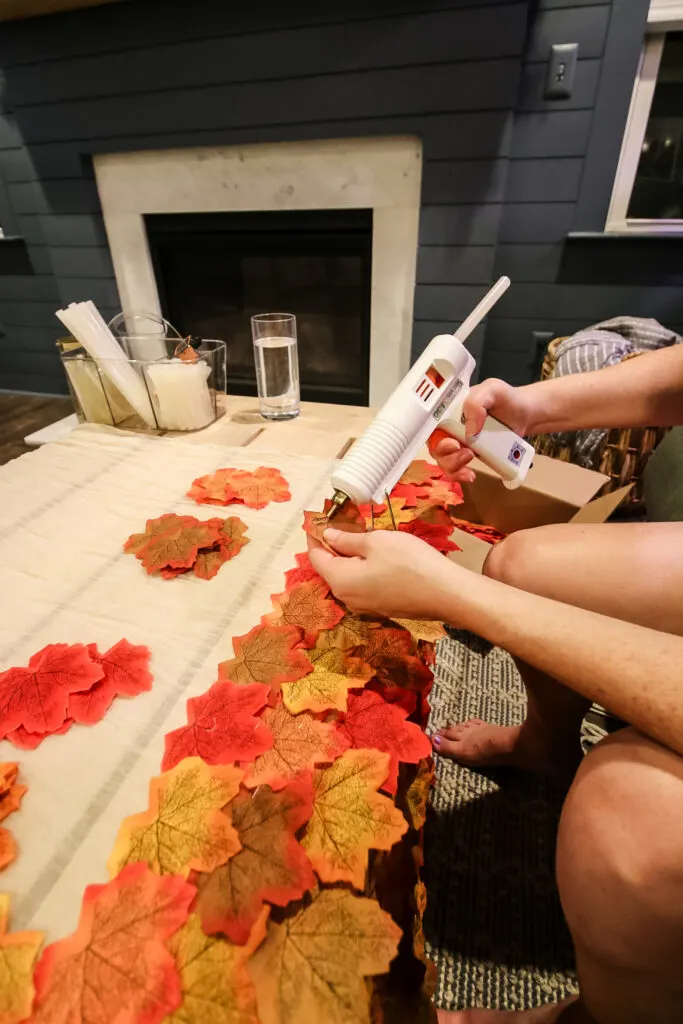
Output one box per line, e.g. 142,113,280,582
283,551,324,590
265,579,345,647
195,775,315,943
189,467,291,510
335,690,432,796
31,864,194,1024
0,644,103,735
218,624,313,703
162,679,272,771
399,460,444,486
69,640,153,727
6,719,73,750
399,517,460,554
390,481,431,507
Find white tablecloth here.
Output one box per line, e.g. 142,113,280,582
0,427,334,940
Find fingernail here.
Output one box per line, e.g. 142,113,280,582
433,735,441,746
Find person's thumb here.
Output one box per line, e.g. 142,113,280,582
323,528,367,557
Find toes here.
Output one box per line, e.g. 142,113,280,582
432,734,466,759
437,719,486,739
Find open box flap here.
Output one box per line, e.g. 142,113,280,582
569,484,633,523
447,529,491,574
469,454,609,506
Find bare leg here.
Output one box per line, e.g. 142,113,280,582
434,522,683,772
437,728,683,1023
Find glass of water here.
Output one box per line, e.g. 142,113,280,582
250,313,300,420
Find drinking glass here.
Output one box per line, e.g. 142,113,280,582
251,313,300,420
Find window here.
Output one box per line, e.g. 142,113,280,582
606,2,683,232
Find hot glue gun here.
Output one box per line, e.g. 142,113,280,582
326,276,535,517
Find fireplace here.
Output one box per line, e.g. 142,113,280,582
93,137,421,406
146,209,372,406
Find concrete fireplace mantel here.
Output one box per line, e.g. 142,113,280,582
93,137,422,406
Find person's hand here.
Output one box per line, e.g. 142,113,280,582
431,378,539,484
307,528,459,621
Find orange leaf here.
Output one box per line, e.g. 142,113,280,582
193,516,250,580
265,579,344,647
303,500,366,549
248,887,401,1024
189,466,291,509
360,497,415,530
0,763,25,826
390,618,447,644
218,624,312,703
0,893,43,1024
405,758,435,832
301,748,408,889
334,690,432,796
107,758,242,878
281,645,374,714
243,696,348,790
31,863,194,1024
399,460,443,486
166,911,264,1024
315,614,381,652
0,831,16,872
195,776,315,943
283,551,323,590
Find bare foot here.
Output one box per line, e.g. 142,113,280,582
437,996,588,1023
431,719,582,777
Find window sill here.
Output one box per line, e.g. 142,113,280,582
568,231,683,240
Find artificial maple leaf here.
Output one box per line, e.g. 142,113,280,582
315,614,381,652
248,887,401,1024
281,645,374,714
420,477,464,507
0,764,26,825
218,625,312,702
31,863,194,1024
243,697,348,790
301,748,408,888
405,758,435,832
361,498,415,531
0,643,103,736
265,579,344,647
367,680,420,716
166,911,264,1024
352,626,433,692
123,513,183,556
0,893,43,1024
162,679,271,772
451,517,506,545
334,691,432,796
193,516,250,581
68,639,152,726
303,500,366,549
189,467,291,510
107,757,242,879
399,460,444,486
0,832,16,873
4,720,73,750
187,468,240,506
138,516,223,575
195,776,315,943
283,551,323,590
391,619,447,644
398,517,459,554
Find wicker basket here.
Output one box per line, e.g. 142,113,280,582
530,337,669,510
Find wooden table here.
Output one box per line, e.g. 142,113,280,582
159,394,377,459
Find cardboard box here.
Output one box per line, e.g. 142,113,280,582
450,453,632,573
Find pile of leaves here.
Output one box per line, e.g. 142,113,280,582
124,512,249,580
0,763,26,871
0,640,152,751
188,466,291,509
16,457,490,1024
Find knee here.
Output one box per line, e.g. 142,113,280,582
557,729,683,967
482,529,535,588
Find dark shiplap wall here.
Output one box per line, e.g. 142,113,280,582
0,0,665,397
0,0,528,394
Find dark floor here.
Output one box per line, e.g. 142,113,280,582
0,393,73,466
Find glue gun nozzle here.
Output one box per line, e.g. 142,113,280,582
326,490,350,521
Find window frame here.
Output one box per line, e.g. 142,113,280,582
605,1,683,233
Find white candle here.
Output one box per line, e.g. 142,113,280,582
145,359,214,431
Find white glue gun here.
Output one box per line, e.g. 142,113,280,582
328,276,535,512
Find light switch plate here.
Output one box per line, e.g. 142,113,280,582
545,43,578,100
